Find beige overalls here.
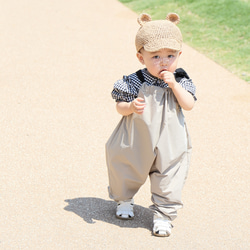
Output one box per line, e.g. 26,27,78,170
106,82,192,221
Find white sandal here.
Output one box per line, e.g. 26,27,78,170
116,199,134,220
153,218,172,237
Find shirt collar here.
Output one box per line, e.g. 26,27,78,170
142,68,169,88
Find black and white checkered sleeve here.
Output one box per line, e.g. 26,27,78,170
179,78,197,101
111,74,141,102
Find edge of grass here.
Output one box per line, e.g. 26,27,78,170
119,0,250,82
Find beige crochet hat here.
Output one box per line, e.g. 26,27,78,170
135,13,183,52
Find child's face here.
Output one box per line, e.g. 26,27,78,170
137,48,182,78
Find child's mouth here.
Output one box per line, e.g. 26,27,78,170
159,69,168,75
160,69,168,73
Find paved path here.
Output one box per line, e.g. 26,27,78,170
0,0,249,249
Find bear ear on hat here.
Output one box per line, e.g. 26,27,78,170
137,13,152,26
166,13,180,25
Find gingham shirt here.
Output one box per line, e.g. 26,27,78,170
111,68,197,102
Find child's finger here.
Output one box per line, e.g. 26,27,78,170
159,70,168,78
136,97,145,103
137,97,146,103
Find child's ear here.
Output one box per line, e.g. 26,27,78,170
137,52,144,64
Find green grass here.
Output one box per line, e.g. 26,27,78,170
119,0,250,82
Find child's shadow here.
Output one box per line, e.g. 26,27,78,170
64,197,153,231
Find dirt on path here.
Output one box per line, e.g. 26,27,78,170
0,0,249,249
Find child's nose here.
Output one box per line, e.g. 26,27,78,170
161,57,169,65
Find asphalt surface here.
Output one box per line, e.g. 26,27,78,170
0,0,249,249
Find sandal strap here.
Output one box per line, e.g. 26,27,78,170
117,199,134,207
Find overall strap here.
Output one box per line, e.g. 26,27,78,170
136,70,145,83
174,68,190,82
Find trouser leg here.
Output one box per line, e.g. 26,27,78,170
106,113,156,202
106,139,155,202
149,148,191,221
107,161,149,202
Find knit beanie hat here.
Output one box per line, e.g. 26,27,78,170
135,13,182,52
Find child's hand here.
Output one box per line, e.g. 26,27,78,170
130,97,146,114
159,71,177,89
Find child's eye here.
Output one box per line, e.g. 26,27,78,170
168,55,174,59
153,55,160,59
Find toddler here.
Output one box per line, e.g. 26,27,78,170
106,13,196,237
